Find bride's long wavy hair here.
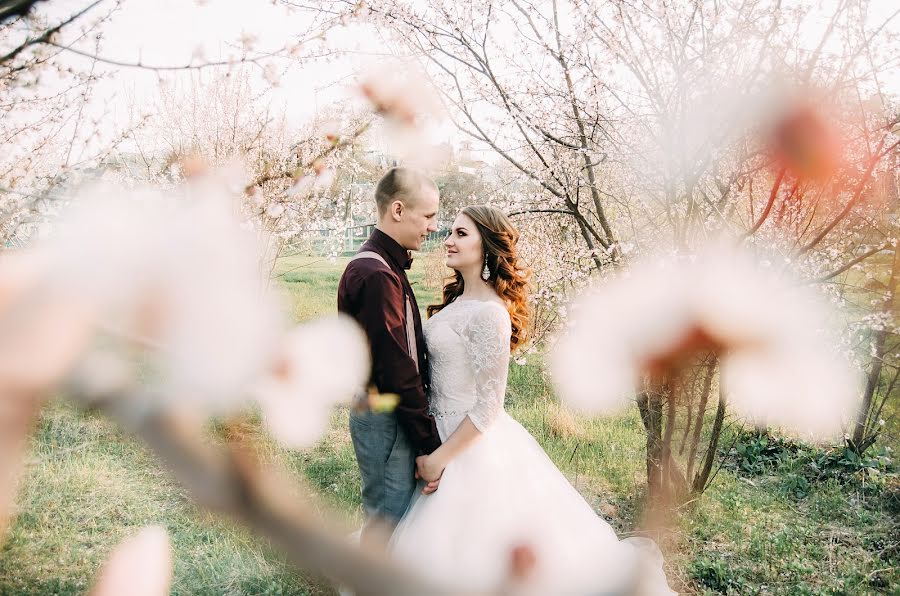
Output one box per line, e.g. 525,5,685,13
427,205,532,352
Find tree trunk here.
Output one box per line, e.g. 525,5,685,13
692,388,727,494
638,379,689,504
851,243,898,452
686,358,717,480
637,389,665,502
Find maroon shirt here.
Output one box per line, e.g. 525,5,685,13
337,228,442,455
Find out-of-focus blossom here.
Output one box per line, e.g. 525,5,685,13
645,80,843,195
0,167,375,450
247,185,265,208
90,526,172,596
550,244,862,439
359,64,440,127
321,119,341,144
263,63,281,87
313,168,335,192
286,175,314,197
508,544,538,581
179,154,209,178
0,391,34,540
217,158,252,194
0,252,95,395
768,99,841,181
358,62,445,167
285,167,334,198
43,173,285,409
253,315,370,448
266,202,286,218
0,252,97,541
239,32,258,52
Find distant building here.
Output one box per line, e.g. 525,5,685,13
457,140,488,176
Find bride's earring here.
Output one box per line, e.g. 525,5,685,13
481,254,491,281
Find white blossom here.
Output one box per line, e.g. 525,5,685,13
91,526,172,596
357,61,445,167
313,168,336,192
286,175,314,197
266,202,286,218
42,172,286,408
551,244,862,439
253,315,370,448
239,32,258,52
263,63,281,87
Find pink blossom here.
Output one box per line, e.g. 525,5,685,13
42,172,286,408
253,315,370,448
90,526,172,596
551,245,862,439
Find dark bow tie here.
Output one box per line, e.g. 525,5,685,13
404,252,414,270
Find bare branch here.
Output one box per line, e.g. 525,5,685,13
0,0,43,23
797,138,899,255
0,0,104,67
744,168,785,237
814,244,892,283
80,389,458,596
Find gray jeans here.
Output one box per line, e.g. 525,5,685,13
349,410,416,531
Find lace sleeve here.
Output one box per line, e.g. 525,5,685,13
463,303,512,432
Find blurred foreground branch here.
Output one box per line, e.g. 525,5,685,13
0,0,43,22
78,388,459,596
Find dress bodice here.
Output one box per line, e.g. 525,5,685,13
424,299,511,436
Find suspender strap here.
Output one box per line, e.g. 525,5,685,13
351,251,419,372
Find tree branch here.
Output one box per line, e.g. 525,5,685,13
814,243,892,283
744,168,785,237
80,388,459,596
0,0,43,23
0,0,103,67
797,138,898,255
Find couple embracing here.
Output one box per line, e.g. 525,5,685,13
338,168,674,594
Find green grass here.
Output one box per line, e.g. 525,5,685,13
678,471,898,594
273,254,441,321
1,256,897,594
1,404,323,596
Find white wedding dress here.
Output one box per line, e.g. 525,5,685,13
390,299,675,595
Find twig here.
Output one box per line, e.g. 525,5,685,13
248,120,372,192
813,244,891,283
0,0,103,67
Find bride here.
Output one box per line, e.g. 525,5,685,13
389,206,675,595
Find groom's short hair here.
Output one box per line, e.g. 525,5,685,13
375,167,437,217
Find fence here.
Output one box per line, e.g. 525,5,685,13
309,223,448,256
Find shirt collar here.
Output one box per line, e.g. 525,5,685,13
371,228,414,270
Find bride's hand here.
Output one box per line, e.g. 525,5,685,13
415,454,445,483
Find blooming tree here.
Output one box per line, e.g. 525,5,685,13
1,0,897,591
358,0,900,503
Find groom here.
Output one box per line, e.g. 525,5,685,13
337,167,443,544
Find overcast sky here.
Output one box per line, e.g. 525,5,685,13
32,0,900,161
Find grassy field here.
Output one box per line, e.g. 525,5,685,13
1,256,897,595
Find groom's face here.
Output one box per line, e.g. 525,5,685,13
395,184,440,252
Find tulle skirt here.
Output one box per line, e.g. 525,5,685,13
390,411,675,595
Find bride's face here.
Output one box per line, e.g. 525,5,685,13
444,213,483,272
